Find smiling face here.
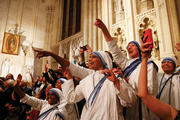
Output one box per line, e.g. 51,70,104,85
87,54,104,70
55,80,62,90
161,61,175,74
46,91,59,105
127,43,140,58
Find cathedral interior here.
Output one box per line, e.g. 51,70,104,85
0,0,179,81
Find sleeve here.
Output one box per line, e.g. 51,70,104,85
116,78,137,107
69,63,94,79
106,39,128,70
20,94,45,111
56,110,67,120
61,79,85,104
174,74,180,110
147,63,158,96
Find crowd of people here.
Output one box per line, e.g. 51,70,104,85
0,19,180,120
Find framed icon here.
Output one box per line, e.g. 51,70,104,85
2,32,20,55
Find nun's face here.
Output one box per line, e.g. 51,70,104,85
46,84,52,97
46,92,59,105
127,43,139,58
55,80,62,90
161,61,175,74
88,54,104,70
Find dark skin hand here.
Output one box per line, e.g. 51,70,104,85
94,19,113,42
101,69,120,90
140,42,153,59
33,47,70,68
13,74,25,98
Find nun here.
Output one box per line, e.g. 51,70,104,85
157,57,180,111
60,51,137,120
14,76,67,120
34,49,137,120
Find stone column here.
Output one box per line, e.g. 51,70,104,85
97,0,103,50
124,0,136,43
82,0,102,51
154,0,175,58
166,0,180,62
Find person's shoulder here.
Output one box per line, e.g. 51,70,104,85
147,60,159,72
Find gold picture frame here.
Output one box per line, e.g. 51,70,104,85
2,32,20,55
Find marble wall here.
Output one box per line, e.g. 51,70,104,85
0,0,62,79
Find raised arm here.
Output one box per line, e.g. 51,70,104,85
33,48,93,79
14,74,25,98
33,48,70,68
94,19,113,42
138,43,178,120
94,19,128,69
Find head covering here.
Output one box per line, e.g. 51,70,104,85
57,78,67,84
49,88,68,119
48,88,66,105
177,67,180,72
127,41,142,59
162,57,177,69
92,51,113,70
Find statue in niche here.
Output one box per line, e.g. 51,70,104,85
24,65,33,87
114,27,127,56
138,17,160,60
0,58,12,77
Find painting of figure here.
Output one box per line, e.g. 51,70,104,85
2,32,20,55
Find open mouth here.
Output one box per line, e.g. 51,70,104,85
128,50,133,54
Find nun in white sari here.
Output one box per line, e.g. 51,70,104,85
19,88,68,120
62,51,137,120
157,57,180,110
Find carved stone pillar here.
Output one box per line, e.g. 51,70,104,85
154,0,175,59
124,0,136,42
82,0,102,51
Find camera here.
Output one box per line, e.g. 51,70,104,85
80,45,87,51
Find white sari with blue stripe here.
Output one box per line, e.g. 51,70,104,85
62,69,137,120
20,94,67,120
107,39,159,120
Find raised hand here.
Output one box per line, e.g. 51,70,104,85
86,44,93,54
94,19,113,42
13,74,25,98
102,69,115,81
33,47,51,59
14,74,22,87
33,47,70,68
62,67,73,80
102,69,120,90
141,42,152,59
175,42,180,51
94,19,106,29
